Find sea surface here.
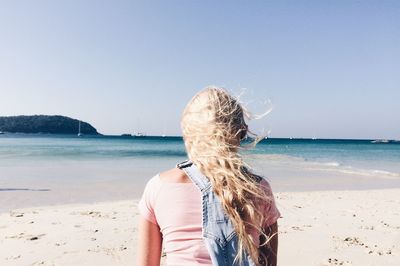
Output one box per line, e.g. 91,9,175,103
1,134,399,212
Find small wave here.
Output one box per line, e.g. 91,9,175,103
304,166,400,179
371,169,400,177
246,153,400,179
341,168,399,178
320,162,341,167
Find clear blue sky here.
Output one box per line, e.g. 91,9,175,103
0,1,399,139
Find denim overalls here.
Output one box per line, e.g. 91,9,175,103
177,160,259,266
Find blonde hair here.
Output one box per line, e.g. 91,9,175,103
181,86,272,264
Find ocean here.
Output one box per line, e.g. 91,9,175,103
1,134,399,211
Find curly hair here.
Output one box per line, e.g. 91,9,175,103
181,86,273,264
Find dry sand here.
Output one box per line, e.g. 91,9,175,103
1,189,399,266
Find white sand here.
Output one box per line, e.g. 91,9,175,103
1,189,399,266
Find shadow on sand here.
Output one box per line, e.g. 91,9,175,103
0,188,51,192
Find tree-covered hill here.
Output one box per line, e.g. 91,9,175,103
0,115,99,135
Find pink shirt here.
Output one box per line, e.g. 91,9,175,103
138,174,280,266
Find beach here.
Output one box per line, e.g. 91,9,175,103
0,189,400,266
2,0,399,264
1,188,399,266
1,135,400,265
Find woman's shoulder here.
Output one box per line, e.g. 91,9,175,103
141,168,194,200
158,167,192,184
257,176,275,196
142,174,163,195
258,176,271,187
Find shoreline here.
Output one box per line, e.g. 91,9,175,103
0,186,399,213
2,185,400,215
1,188,399,265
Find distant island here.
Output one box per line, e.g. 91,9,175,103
0,115,99,135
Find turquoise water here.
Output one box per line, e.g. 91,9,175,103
1,134,399,172
254,138,400,173
1,134,399,211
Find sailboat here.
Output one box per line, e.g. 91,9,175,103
161,121,166,137
77,120,83,137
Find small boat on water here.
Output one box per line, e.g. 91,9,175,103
120,132,147,138
133,132,146,138
371,139,390,143
77,121,83,137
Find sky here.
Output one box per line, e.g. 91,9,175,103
0,1,399,139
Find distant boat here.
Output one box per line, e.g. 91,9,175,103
133,131,146,138
77,121,83,137
371,139,389,143
161,121,166,137
121,133,133,137
133,118,146,138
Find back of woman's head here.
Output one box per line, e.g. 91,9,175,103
181,86,270,265
181,86,247,161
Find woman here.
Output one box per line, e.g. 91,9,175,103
137,86,280,266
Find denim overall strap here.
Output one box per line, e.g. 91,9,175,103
177,159,257,266
176,160,211,192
